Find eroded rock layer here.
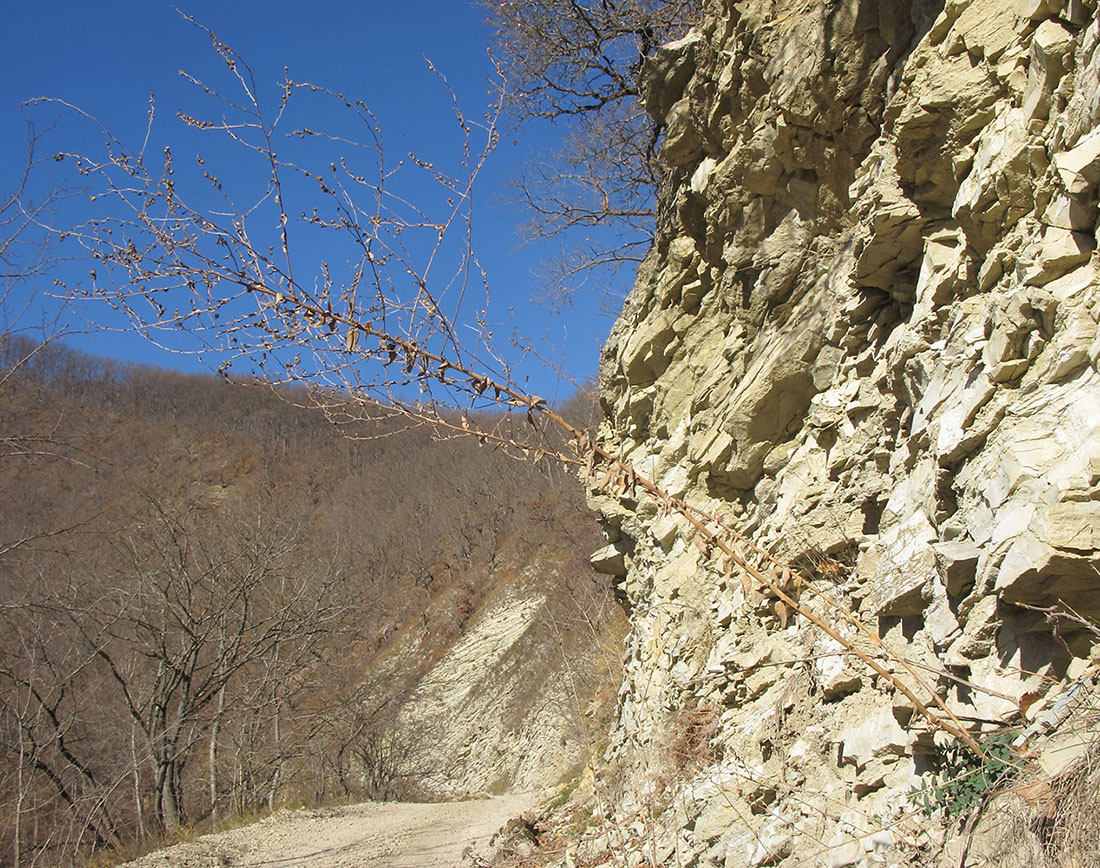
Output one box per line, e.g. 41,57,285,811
590,0,1100,864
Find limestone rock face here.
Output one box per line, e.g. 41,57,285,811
397,589,578,796
591,0,1100,864
393,544,624,798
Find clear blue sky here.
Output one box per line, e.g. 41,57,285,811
1,1,619,402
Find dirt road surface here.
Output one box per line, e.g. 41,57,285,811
120,794,535,868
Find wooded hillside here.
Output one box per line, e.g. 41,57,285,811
0,336,621,866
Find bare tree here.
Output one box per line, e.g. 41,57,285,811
316,675,429,803
80,497,348,833
0,580,127,865
0,502,353,865
509,101,663,313
479,0,696,121
476,0,699,311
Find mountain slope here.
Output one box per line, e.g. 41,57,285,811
0,341,623,865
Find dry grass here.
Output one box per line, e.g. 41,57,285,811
981,735,1100,867
664,703,721,776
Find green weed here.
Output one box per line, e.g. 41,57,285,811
911,729,1023,818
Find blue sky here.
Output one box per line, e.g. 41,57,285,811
1,1,621,403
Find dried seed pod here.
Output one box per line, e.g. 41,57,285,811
728,541,746,566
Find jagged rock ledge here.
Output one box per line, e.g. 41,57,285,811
586,0,1100,865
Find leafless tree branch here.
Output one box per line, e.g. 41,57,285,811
477,0,699,309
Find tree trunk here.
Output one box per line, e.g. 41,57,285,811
14,732,24,868
159,769,180,834
267,704,281,811
131,723,145,842
209,686,225,823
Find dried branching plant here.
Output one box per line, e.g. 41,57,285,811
39,17,579,462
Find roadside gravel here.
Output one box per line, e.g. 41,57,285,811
119,794,535,868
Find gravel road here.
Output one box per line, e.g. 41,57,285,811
120,795,535,868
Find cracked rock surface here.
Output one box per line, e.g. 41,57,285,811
588,0,1100,864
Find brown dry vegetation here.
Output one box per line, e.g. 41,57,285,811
0,336,621,867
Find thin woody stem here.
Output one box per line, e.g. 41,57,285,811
43,32,988,762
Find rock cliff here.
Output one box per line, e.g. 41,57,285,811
585,0,1100,864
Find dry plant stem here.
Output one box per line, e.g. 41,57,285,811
568,439,986,757
1017,600,1100,638
704,520,982,756
241,283,583,465
693,508,979,744
733,535,974,741
76,277,989,757
91,247,993,758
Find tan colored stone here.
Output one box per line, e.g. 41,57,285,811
620,309,679,385
912,228,969,321
1039,727,1093,777
1023,20,1076,120
662,97,702,167
693,799,743,844
1015,0,1058,18
838,705,910,768
590,542,628,576
642,30,702,120
1035,501,1100,550
953,0,1020,61
867,512,938,616
953,109,1034,243
1042,195,1096,230
1023,226,1097,284
1054,128,1100,194
933,540,982,596
996,528,1100,614
892,50,1002,206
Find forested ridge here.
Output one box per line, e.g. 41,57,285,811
0,336,621,866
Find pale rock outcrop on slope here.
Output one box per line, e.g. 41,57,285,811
384,546,623,800
397,587,588,796
587,0,1100,864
